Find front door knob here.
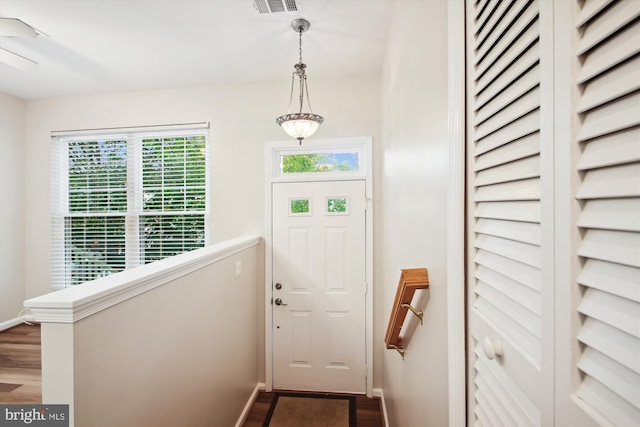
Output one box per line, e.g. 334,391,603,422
274,298,287,306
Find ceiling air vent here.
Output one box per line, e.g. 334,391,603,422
253,0,300,14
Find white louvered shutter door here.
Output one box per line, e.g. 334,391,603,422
466,1,554,425
573,1,640,425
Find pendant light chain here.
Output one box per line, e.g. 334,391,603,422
298,30,305,114
298,29,303,64
297,29,315,114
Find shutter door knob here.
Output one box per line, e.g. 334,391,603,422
482,336,504,360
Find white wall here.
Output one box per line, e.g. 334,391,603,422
23,75,380,299
23,75,381,384
0,92,26,326
377,1,450,426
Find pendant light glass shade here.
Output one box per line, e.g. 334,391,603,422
276,19,323,145
276,113,324,143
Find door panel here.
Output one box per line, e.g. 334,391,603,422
573,0,640,424
272,180,366,393
466,0,554,425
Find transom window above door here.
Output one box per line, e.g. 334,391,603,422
281,152,360,174
269,141,368,181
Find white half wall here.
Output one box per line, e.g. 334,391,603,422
0,91,26,326
30,238,262,427
378,1,450,426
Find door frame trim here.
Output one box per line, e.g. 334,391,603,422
447,1,467,426
264,136,374,397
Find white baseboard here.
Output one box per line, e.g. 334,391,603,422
235,382,266,427
0,317,23,332
373,388,389,427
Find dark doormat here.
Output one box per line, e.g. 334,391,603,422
263,392,356,427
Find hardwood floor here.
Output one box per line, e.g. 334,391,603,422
243,391,384,427
0,324,42,404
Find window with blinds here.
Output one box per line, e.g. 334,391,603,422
573,1,640,425
51,125,209,288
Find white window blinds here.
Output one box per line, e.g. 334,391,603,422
51,124,209,288
573,1,640,425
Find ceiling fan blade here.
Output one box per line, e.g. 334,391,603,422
0,47,37,70
0,18,38,38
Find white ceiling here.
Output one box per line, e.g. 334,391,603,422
0,0,394,100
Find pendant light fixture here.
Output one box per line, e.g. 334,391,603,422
276,18,324,145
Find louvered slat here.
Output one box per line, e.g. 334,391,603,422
475,0,504,45
475,88,540,140
576,127,640,170
578,317,640,374
474,133,539,172
577,92,640,141
577,376,640,426
475,0,513,55
577,20,640,85
578,288,640,339
578,199,640,232
475,155,539,186
474,405,492,427
476,1,532,65
475,374,521,426
578,229,640,267
475,201,541,223
576,163,640,199
474,294,540,360
476,264,541,314
577,347,640,410
475,234,541,267
475,0,490,20
474,390,505,427
476,280,540,338
474,345,539,426
578,259,640,302
475,64,539,123
576,0,614,28
475,111,539,155
473,49,540,112
475,218,540,245
476,249,541,291
475,3,539,83
474,177,540,202
475,46,539,110
577,58,640,113
577,0,640,56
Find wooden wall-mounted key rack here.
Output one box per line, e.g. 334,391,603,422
384,268,430,359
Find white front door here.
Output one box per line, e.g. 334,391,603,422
272,180,366,393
